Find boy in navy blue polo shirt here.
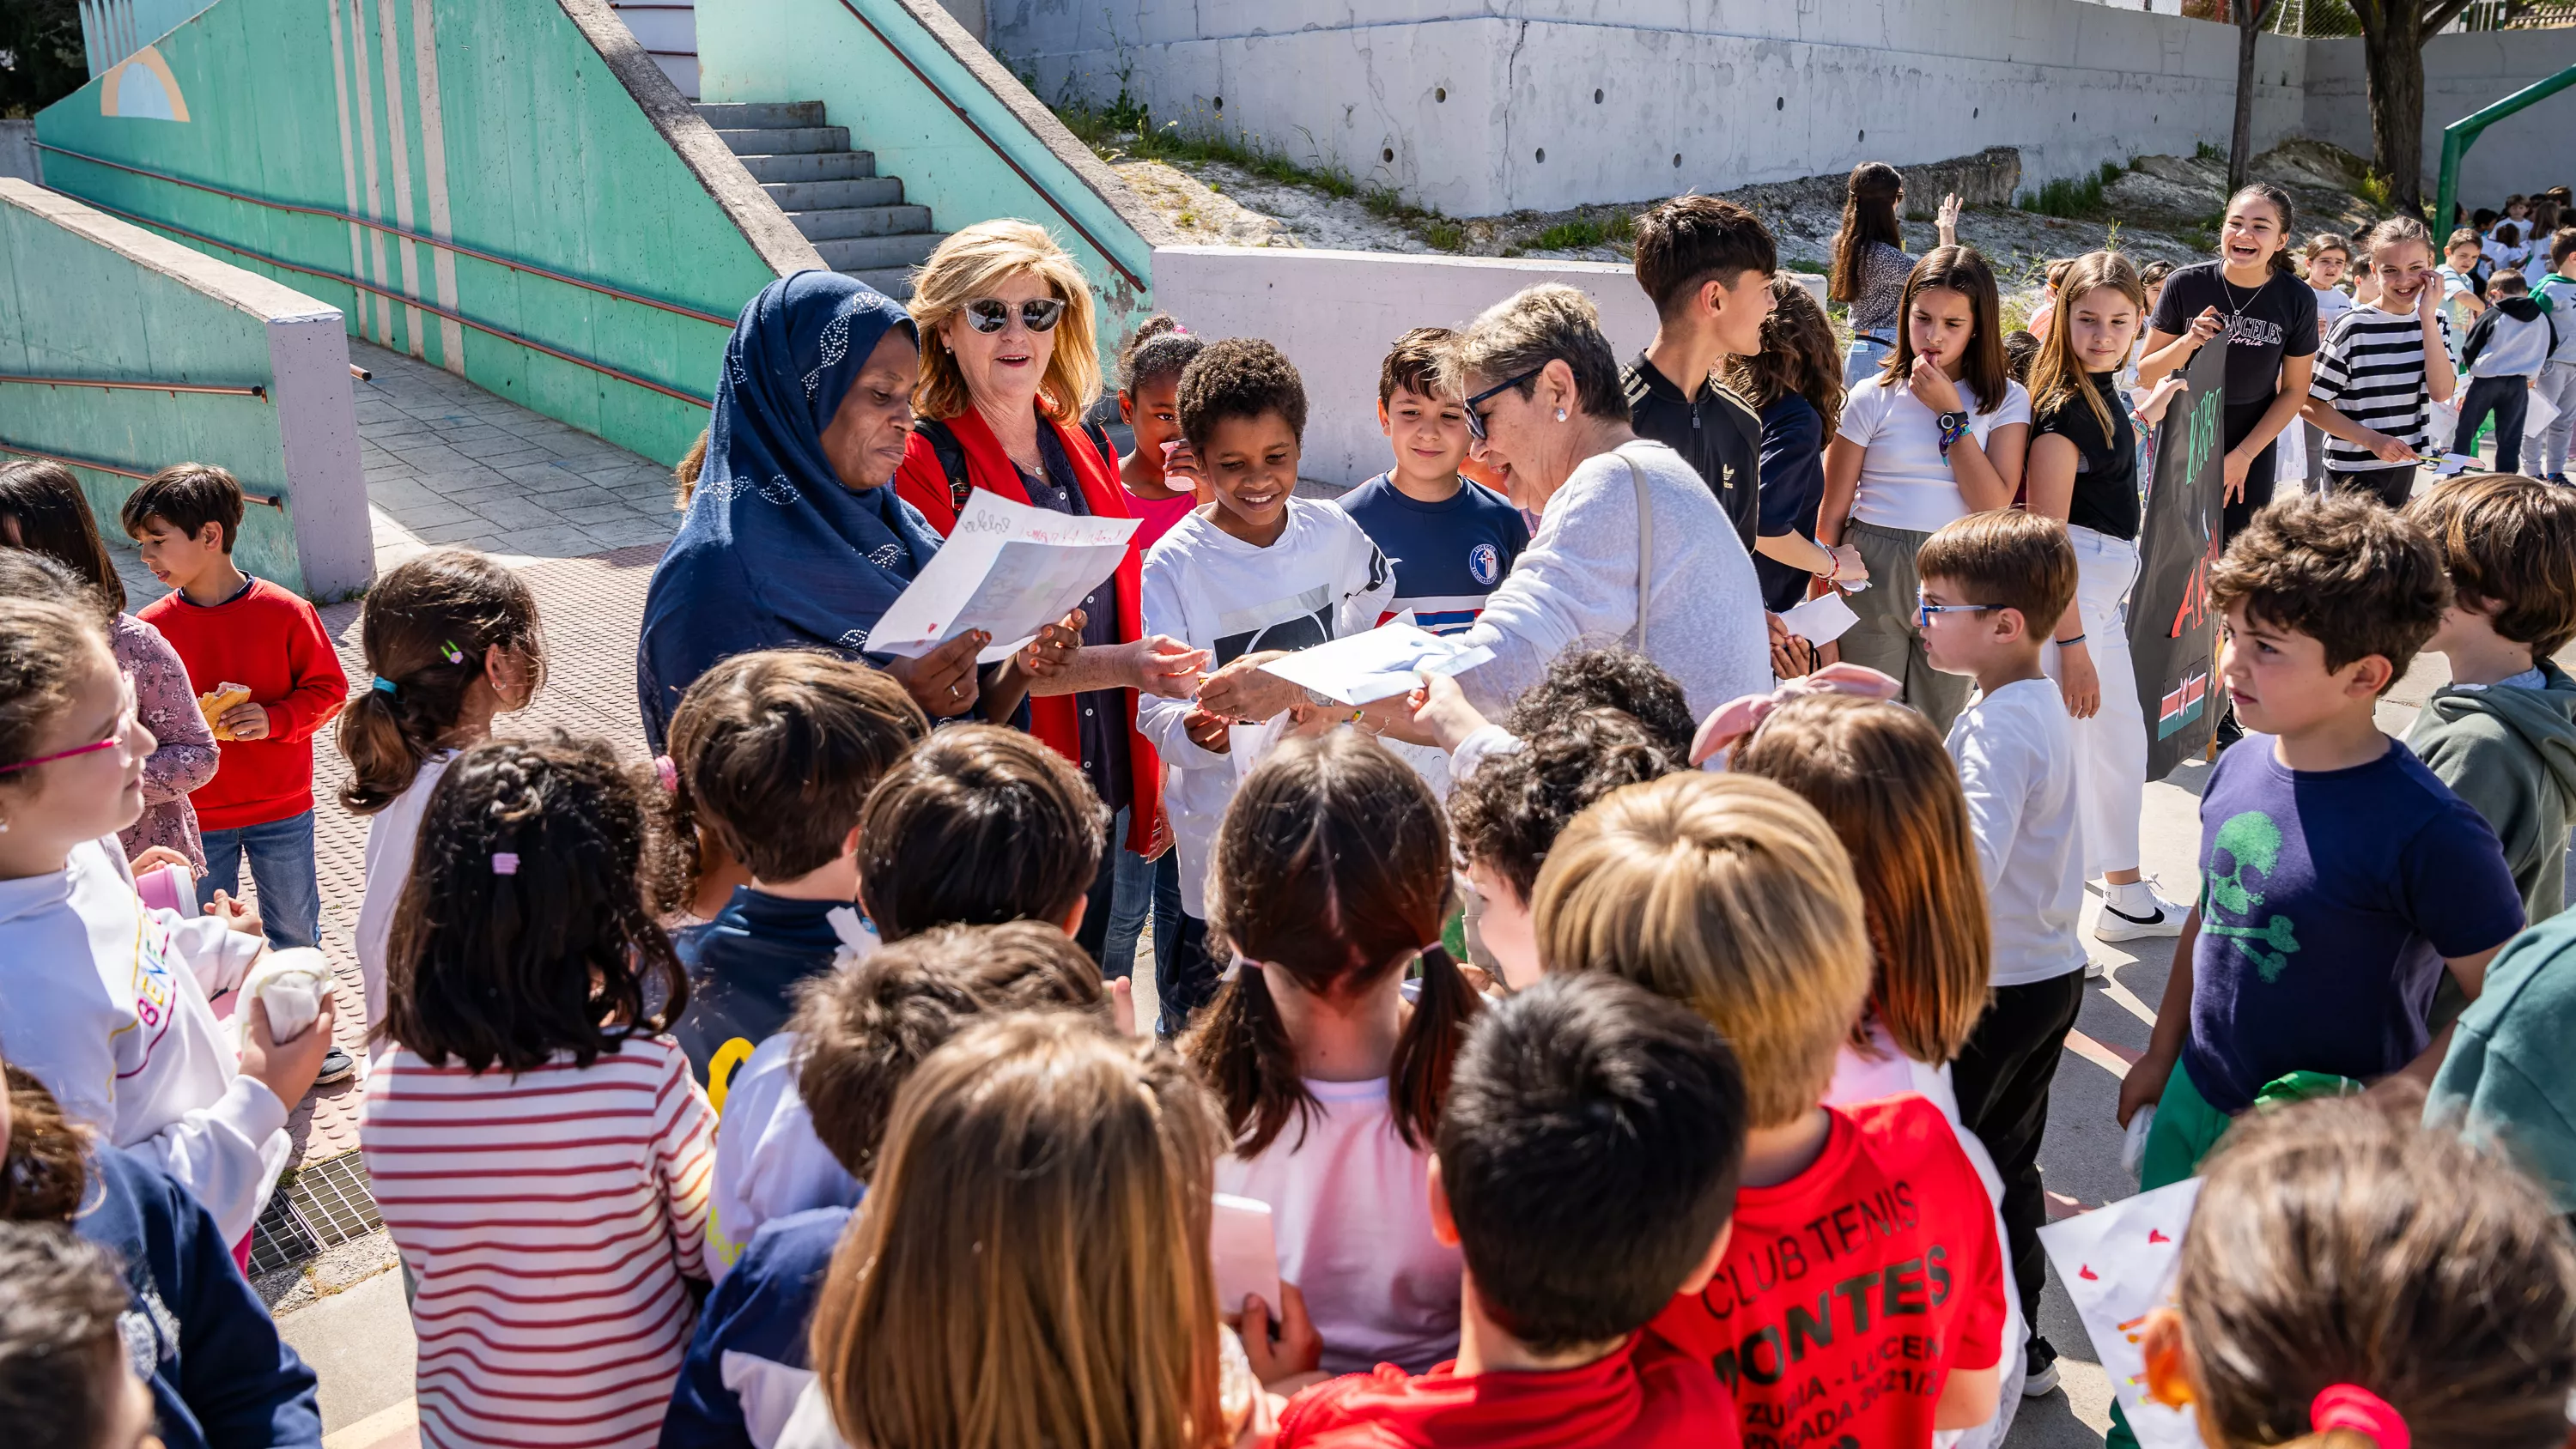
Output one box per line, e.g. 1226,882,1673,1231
1337,327,1529,635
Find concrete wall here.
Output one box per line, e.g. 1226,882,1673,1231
39,0,821,468
991,0,2312,216
697,0,1171,362
2306,29,2576,209
0,179,369,597
0,124,37,184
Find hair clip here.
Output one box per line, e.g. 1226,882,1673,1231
490,852,520,876
653,755,678,792
2312,1385,2409,1449
439,640,465,664
371,676,398,695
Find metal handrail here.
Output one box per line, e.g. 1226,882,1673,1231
0,438,286,507
36,143,740,328
70,195,715,408
0,373,266,399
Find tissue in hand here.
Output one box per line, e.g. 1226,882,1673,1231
242,948,333,1042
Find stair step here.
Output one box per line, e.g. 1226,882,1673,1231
788,204,934,242
734,150,877,184
842,267,918,300
714,125,848,155
813,233,944,271
693,100,823,129
762,176,902,210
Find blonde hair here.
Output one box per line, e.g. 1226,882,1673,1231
809,1012,1232,1449
1731,696,1991,1069
1532,773,1872,1128
2026,251,2147,445
908,220,1102,424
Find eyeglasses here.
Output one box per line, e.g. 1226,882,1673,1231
962,297,1066,335
1463,365,1547,443
0,675,137,775
1913,594,1996,629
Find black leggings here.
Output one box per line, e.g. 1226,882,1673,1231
2221,401,2283,540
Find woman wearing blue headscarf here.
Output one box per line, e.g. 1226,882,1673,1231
639,273,1039,748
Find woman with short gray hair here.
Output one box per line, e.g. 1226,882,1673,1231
1438,283,1770,719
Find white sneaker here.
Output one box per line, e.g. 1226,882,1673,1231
2094,881,2192,943
2023,1358,2063,1397
2083,957,2106,979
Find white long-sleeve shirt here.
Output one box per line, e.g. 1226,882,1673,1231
355,750,453,1031
1455,440,1770,722
0,837,284,1244
1139,500,1395,919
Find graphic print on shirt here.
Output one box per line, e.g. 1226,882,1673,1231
2201,810,2300,983
1210,549,1392,665
114,917,182,1076
2224,314,2286,350
1691,1177,1964,1443
1468,543,1502,587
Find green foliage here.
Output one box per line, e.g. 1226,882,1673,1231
1055,95,1358,197
1528,211,1634,252
2357,170,2394,210
1422,220,1467,252
1784,258,1828,276
0,0,85,118
2018,159,2131,221
2196,140,2227,164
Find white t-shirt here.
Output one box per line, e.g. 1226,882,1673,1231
2311,283,2354,342
1212,1076,1461,1375
355,750,453,1031
1838,374,2033,534
1139,500,1395,919
1945,679,2087,986
706,1031,862,1280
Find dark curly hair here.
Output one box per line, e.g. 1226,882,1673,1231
380,732,687,1073
1175,336,1308,453
1726,278,1846,433
1117,312,1204,394
2210,493,2451,688
336,548,546,815
1500,647,1694,759
0,1066,88,1224
1451,708,1685,903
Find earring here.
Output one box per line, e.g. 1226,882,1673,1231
1554,408,1568,422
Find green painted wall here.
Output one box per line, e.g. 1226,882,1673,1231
0,188,308,590
39,0,784,465
697,0,1165,367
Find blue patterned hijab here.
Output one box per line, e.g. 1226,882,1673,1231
637,271,946,748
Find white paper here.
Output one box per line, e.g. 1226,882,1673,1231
2433,452,2478,477
865,492,1138,664
1211,1192,1283,1314
1253,622,1495,706
2037,1179,2205,1449
2526,387,2560,450
1230,712,1291,784
1777,591,1861,646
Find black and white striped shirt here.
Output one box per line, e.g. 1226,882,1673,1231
2310,304,2451,472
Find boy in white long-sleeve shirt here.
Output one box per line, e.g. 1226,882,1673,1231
1140,339,1394,1038
1914,509,2090,1395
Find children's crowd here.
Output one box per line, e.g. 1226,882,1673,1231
7,163,2576,1449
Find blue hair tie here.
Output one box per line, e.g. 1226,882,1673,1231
371,676,398,696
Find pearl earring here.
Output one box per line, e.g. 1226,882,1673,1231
1554,408,1567,421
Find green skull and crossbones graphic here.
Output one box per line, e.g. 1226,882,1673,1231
2201,810,2300,982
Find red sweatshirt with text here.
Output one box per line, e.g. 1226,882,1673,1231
138,579,347,831
1276,1331,1741,1449
1649,1096,2006,1449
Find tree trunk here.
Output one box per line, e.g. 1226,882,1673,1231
2360,7,2430,214
2230,0,2263,191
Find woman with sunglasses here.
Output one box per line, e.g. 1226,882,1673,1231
892,221,1209,970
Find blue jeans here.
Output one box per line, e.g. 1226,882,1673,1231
1101,805,1182,983
196,809,319,949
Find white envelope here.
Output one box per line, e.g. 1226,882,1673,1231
1254,621,1494,706
2037,1179,2205,1449
1777,591,1860,646
865,492,1138,664
1211,1192,1283,1315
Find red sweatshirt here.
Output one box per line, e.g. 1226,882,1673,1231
137,578,347,830
1275,1332,1741,1449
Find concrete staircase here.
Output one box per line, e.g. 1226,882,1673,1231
696,101,941,299
609,0,699,100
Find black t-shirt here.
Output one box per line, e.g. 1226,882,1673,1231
2148,261,2319,407
2032,372,2140,542
1622,353,1761,550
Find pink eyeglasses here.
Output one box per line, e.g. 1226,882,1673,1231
0,676,138,775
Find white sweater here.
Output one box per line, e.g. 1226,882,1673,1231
355,750,453,1031
0,837,285,1243
1139,500,1395,918
1455,440,1770,722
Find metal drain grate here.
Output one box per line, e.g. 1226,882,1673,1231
247,1155,383,1276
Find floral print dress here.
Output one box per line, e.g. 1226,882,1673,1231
111,612,217,873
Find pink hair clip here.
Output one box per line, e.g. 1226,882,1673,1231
2311,1385,2408,1449
653,755,679,792
491,852,520,876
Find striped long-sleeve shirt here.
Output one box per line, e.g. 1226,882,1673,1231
362,1034,718,1449
2311,303,2453,472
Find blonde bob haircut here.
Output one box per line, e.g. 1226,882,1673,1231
1730,695,1991,1070
908,218,1103,424
809,1011,1236,1449
1533,773,1871,1129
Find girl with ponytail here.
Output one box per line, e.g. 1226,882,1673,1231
337,547,543,1027
2137,182,2318,543
1185,729,1478,1377
1827,161,1960,388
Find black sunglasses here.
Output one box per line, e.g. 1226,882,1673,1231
1463,365,1547,443
963,297,1066,334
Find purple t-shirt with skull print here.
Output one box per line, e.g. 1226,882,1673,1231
2184,736,2524,1114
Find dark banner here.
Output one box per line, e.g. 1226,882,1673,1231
2130,339,2229,780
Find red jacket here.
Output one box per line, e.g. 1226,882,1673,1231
1275,1333,1741,1449
137,578,347,831
894,409,1161,855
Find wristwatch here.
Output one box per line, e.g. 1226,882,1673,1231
1937,410,1968,433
